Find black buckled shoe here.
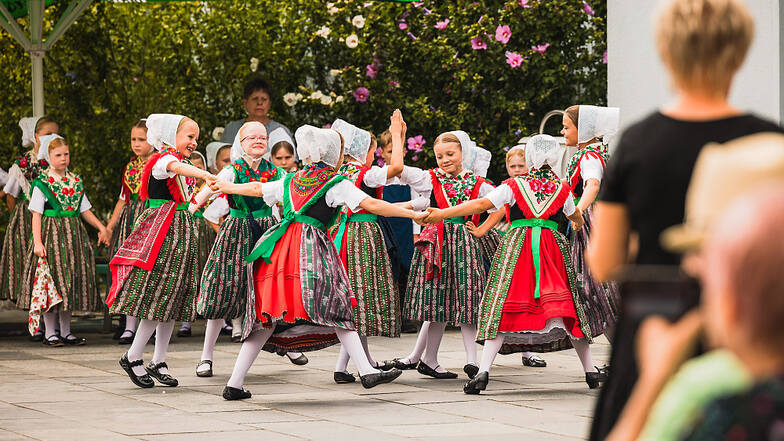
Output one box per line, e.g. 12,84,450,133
145,361,178,387
118,330,135,345
360,368,402,389
585,369,608,389
389,358,418,370
417,361,458,379
463,363,479,379
285,352,309,366
463,371,489,394
119,353,154,388
522,354,547,368
222,386,252,401
333,371,356,384
176,327,191,338
30,330,44,342
372,360,396,372
196,360,213,378
42,335,63,347
62,334,86,346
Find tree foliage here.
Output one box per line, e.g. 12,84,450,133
0,0,606,220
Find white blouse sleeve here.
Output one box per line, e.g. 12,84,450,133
362,166,389,189
562,194,576,216
203,197,229,224
399,166,433,195
579,156,604,184
477,182,496,198
260,180,284,207
28,187,46,213
152,154,178,180
325,180,370,212
485,184,515,211
79,195,93,213
0,168,9,187
3,176,21,198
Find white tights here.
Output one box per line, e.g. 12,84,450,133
334,336,378,373
227,327,379,389
200,318,225,362
126,319,175,376
477,334,598,375
401,321,477,372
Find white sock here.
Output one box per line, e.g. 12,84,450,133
334,328,379,376
123,315,138,336
460,324,478,366
521,351,535,358
221,320,231,331
359,336,378,367
335,344,351,373
226,327,274,389
478,335,505,373
43,312,58,340
231,318,242,337
200,319,224,363
421,322,447,373
151,321,175,374
286,352,304,359
54,311,60,334
402,321,430,364
58,311,72,338
570,337,598,373
180,321,191,331
127,319,158,376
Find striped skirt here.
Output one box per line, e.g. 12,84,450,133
477,229,502,267
0,200,31,302
198,215,276,321
18,216,101,312
476,225,592,354
570,206,620,338
109,210,198,322
404,222,486,324
195,215,217,274
109,198,147,257
344,221,400,337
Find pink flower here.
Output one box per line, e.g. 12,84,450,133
435,19,449,30
544,180,557,193
583,2,595,15
519,0,531,7
602,50,608,64
532,43,550,54
411,155,419,161
324,123,333,129
407,135,426,152
505,51,524,68
529,179,543,191
470,36,487,50
388,80,399,88
353,87,370,102
446,188,457,198
366,64,378,78
495,25,511,44
399,22,408,30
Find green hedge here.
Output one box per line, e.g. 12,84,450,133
0,0,606,222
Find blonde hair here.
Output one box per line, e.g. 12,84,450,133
49,137,68,153
433,133,461,149
377,130,392,149
655,0,754,96
505,147,526,163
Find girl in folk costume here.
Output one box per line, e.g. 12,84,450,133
562,105,621,341
268,128,298,173
22,134,111,346
176,150,216,339
212,125,423,400
189,121,305,378
1,117,56,306
390,131,496,380
329,112,406,383
424,135,605,394
108,114,216,389
105,119,154,345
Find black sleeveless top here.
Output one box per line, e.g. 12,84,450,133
508,202,569,236
146,175,175,200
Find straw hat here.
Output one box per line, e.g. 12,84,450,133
661,132,784,252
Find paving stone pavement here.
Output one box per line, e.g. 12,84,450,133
0,319,609,441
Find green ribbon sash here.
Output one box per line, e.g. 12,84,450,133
42,208,79,218
146,199,188,211
444,216,467,224
510,218,558,299
245,214,325,264
333,213,378,254
193,210,204,219
230,207,272,219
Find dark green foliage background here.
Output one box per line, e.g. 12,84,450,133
0,0,606,222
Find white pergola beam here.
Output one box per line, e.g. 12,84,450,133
0,1,32,50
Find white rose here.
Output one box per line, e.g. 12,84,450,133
326,2,339,14
315,26,331,38
335,96,345,103
212,127,225,141
283,92,299,107
249,57,259,72
295,93,304,101
345,34,359,49
310,90,324,100
352,15,365,29
320,95,333,105
329,69,342,77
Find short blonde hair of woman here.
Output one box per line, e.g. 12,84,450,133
655,0,754,97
